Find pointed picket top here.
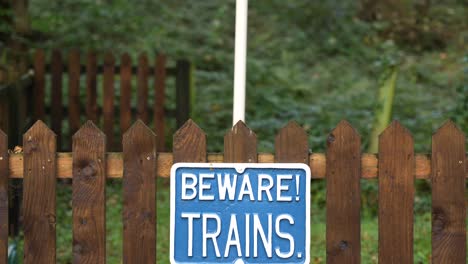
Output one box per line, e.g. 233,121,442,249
123,120,156,140
379,120,413,140
228,120,256,136
224,121,257,163
73,120,105,141
24,120,56,137
329,120,361,140
433,120,465,139
173,119,207,163
275,121,308,163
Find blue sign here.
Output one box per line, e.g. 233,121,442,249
170,163,311,264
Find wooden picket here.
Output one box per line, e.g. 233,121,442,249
378,121,414,263
33,50,45,121
431,121,466,263
86,51,98,124
137,53,149,123
274,121,308,163
68,49,81,135
154,54,167,151
0,131,7,264
22,121,56,263
0,119,467,262
102,52,115,150
51,50,63,148
326,121,361,263
120,53,132,133
224,121,257,163
72,121,106,263
173,119,206,163
123,121,157,263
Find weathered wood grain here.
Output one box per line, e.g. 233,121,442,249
103,52,115,151
72,121,106,263
86,51,98,123
68,49,81,135
378,121,414,263
173,119,206,163
123,121,156,263
154,54,166,151
22,121,56,264
137,53,149,123
33,49,45,120
51,50,63,148
224,121,257,163
120,53,132,132
432,121,466,263
326,121,361,263
0,131,7,264
275,121,308,163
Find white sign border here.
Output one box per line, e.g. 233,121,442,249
170,162,311,264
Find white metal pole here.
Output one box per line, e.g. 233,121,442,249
233,0,248,126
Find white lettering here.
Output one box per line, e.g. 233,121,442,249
181,213,200,257
277,174,292,201
217,173,237,201
238,174,254,201
224,215,242,257
275,214,295,258
202,213,221,257
253,214,272,257
199,173,214,200
182,173,197,200
258,174,273,201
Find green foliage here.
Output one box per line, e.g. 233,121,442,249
452,54,468,135
13,0,468,262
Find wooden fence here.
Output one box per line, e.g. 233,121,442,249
0,49,193,152
0,119,467,263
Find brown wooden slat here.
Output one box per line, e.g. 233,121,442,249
154,54,167,151
33,49,46,120
326,120,361,263
378,121,414,263
86,51,98,123
68,49,81,135
22,121,56,263
224,121,257,162
7,152,468,179
72,121,106,263
173,119,206,163
123,121,156,263
432,121,466,263
120,53,132,132
137,53,149,123
0,130,7,264
51,50,63,148
275,121,308,163
103,52,115,151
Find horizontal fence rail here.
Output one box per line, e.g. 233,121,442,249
6,151,468,179
0,119,466,263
